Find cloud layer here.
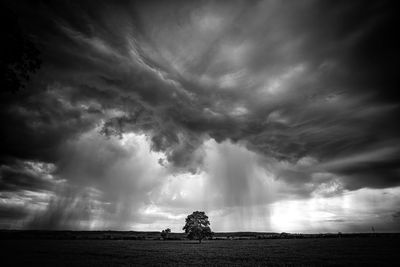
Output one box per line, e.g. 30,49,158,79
0,0,399,232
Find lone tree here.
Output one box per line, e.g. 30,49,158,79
183,211,213,243
161,228,171,240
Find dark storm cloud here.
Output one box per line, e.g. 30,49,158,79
393,211,400,220
0,205,28,220
0,161,55,192
0,83,101,164
1,0,399,229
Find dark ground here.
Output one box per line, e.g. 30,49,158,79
1,237,399,266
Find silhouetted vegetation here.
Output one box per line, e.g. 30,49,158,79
1,230,398,241
1,3,42,93
183,211,213,243
161,228,171,240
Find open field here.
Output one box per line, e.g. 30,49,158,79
1,237,399,266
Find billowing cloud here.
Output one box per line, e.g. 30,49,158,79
0,0,399,232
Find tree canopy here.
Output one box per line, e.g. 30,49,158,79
1,3,42,93
183,211,213,243
161,228,171,240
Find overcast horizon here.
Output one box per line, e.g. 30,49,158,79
1,0,399,233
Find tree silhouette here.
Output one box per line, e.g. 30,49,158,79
183,211,213,243
1,3,42,93
161,228,171,240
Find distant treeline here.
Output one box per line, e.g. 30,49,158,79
0,230,399,240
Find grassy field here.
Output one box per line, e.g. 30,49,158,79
1,237,399,266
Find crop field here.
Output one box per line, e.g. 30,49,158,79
1,237,399,266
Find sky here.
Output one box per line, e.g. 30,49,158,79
1,0,399,233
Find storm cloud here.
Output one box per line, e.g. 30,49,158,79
0,0,399,232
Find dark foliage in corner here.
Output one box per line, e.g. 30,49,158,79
1,3,42,93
